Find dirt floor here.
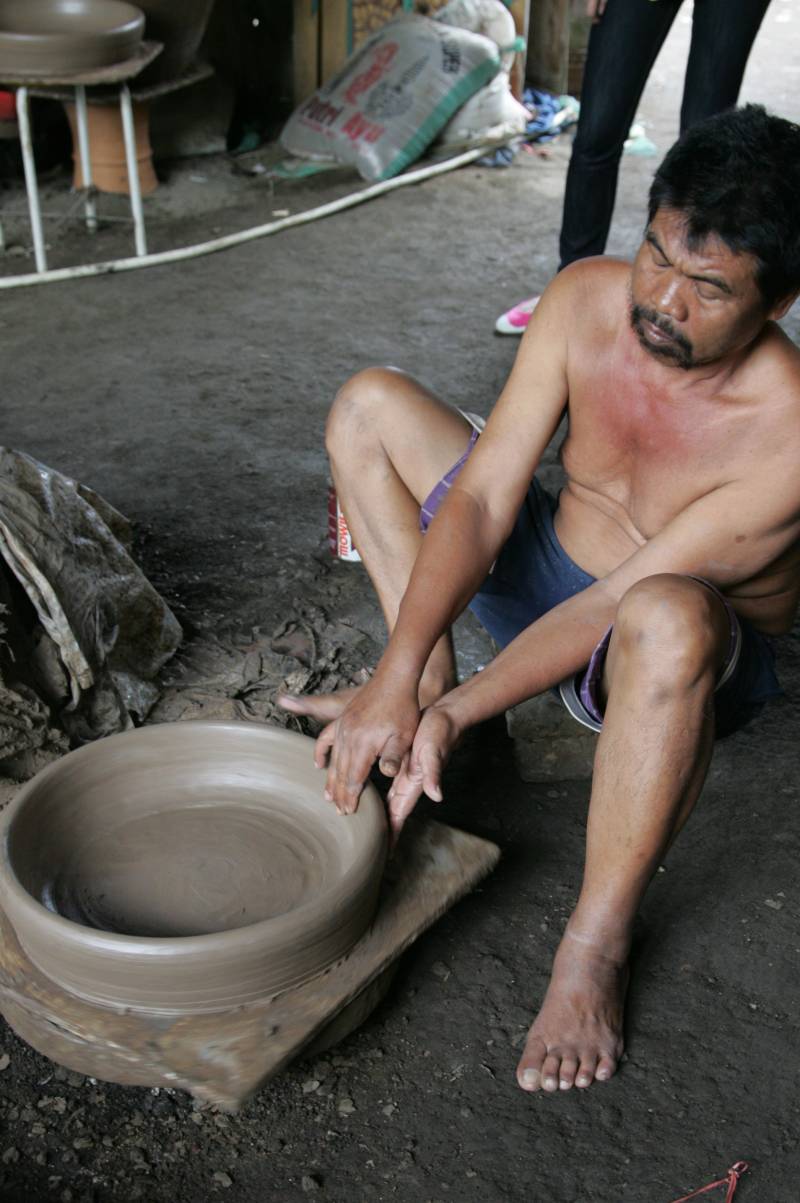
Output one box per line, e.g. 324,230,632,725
2,5,800,1201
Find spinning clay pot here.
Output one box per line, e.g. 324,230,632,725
0,722,387,1015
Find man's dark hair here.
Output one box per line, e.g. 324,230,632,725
648,104,800,308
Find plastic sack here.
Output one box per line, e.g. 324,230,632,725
437,69,528,147
436,0,518,72
280,13,501,181
435,0,528,147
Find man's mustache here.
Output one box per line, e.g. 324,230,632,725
630,300,692,365
631,304,693,357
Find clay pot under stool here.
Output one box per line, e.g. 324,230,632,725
63,97,157,195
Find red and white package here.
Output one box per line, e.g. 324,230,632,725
328,484,361,562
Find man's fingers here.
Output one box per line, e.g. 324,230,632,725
387,771,424,839
322,721,364,811
418,742,444,803
385,739,444,839
328,739,376,814
309,677,422,815
378,734,410,778
324,721,349,809
314,722,336,770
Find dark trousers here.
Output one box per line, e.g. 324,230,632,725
558,0,771,269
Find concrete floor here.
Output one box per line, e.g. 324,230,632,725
1,4,800,1200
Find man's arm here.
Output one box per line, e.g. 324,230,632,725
317,269,578,812
386,469,800,830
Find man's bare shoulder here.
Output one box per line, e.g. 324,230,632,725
742,321,800,422
544,256,629,300
541,257,629,334
758,319,800,378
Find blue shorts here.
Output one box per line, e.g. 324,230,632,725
420,432,782,737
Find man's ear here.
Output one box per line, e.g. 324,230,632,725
768,291,800,322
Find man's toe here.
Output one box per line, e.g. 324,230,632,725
595,1053,617,1082
516,1036,547,1091
575,1054,597,1088
558,1056,579,1090
541,1052,562,1092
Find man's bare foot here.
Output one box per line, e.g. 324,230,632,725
516,929,628,1094
277,684,363,724
277,674,456,724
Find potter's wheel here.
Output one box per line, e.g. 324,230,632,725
0,722,387,1015
0,818,500,1106
0,0,145,77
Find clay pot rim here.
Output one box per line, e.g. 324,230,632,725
0,721,387,958
0,0,145,41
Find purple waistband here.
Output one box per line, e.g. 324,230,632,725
419,429,479,534
569,576,743,731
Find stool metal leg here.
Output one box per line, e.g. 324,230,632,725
74,84,98,234
16,86,47,272
119,83,147,257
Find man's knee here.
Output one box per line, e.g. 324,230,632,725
612,574,726,687
326,366,410,457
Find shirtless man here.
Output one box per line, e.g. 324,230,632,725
280,105,800,1095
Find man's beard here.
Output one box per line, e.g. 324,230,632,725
630,302,694,370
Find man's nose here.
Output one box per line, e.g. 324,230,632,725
653,273,689,323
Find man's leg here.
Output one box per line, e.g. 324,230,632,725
279,366,474,722
517,574,730,1093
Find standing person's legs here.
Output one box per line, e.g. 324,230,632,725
516,574,730,1092
279,367,474,723
496,0,683,333
680,0,771,130
558,0,681,269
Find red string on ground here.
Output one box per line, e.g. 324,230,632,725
670,1161,750,1203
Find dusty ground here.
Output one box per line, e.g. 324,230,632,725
2,4,800,1201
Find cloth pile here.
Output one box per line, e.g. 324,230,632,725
0,449,181,772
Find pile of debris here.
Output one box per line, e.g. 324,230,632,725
0,449,181,781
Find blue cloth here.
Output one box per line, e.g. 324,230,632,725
474,89,578,168
476,144,519,168
467,477,594,644
523,88,575,142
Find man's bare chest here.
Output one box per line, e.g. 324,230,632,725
560,374,756,536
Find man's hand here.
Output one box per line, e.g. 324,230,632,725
586,0,607,19
385,703,463,839
314,673,420,814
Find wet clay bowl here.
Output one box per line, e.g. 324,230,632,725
0,0,145,77
0,722,387,1015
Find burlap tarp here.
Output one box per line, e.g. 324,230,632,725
0,449,181,768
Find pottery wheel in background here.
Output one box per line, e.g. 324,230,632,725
0,818,500,1107
0,0,145,76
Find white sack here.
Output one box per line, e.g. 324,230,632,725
281,14,501,181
